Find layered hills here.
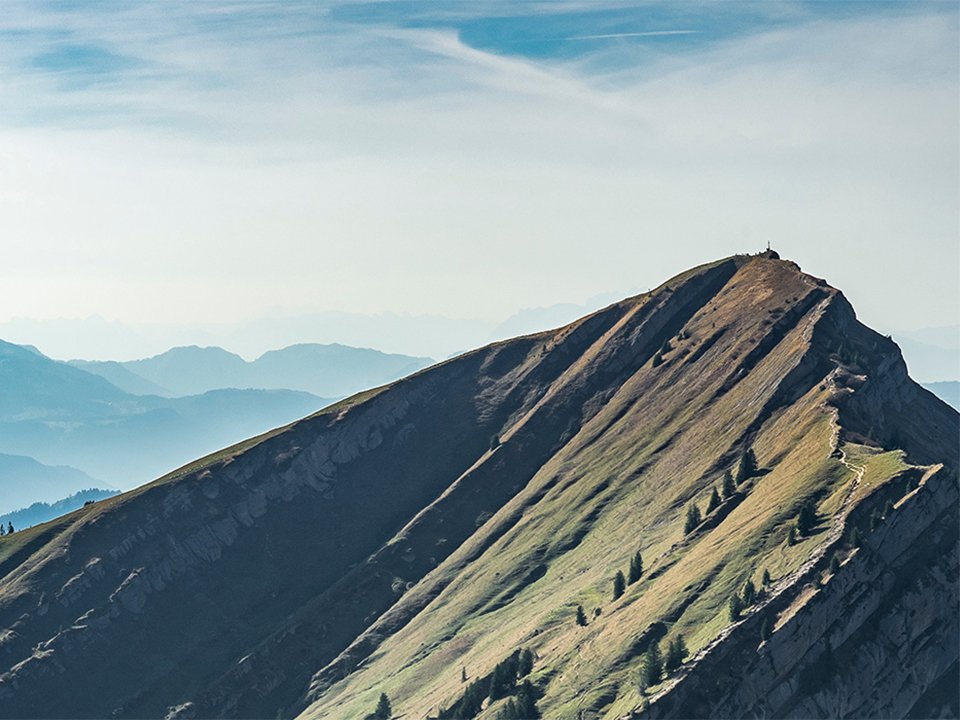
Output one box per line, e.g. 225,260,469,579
0,254,955,719
0,454,106,516
0,340,328,488
72,343,433,399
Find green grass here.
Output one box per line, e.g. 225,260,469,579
299,261,866,720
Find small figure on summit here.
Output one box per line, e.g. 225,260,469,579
760,241,780,260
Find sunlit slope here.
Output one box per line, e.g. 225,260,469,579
298,257,957,720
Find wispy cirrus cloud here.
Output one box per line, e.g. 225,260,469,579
568,30,700,40
0,1,956,360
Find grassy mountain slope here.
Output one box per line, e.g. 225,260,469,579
297,257,957,720
0,255,954,720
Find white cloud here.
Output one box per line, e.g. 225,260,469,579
0,2,956,359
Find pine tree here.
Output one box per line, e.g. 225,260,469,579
451,681,485,718
374,692,391,719
760,617,772,642
515,679,540,719
518,648,534,678
613,570,626,600
787,525,797,546
728,594,743,621
736,448,757,484
489,661,514,700
628,550,643,584
847,526,863,548
761,568,771,586
497,699,521,719
742,579,756,607
721,470,736,499
829,554,841,575
6,522,13,535
684,503,702,534
461,666,467,683
652,351,664,367
664,637,685,674
706,487,721,513
641,641,663,688
797,501,817,536
575,605,588,627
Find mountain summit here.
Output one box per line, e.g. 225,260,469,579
0,254,955,719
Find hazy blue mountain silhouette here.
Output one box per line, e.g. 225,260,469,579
69,359,175,396
0,487,119,530
75,343,433,398
924,381,959,411
0,340,329,489
0,452,107,515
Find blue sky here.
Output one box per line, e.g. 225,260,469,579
0,1,956,359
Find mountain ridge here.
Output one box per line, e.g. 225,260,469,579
0,253,955,720
72,343,434,399
0,342,330,488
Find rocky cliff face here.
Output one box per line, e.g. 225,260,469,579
646,463,958,719
0,254,955,720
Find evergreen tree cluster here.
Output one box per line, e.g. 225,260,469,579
496,680,539,719
438,648,538,719
638,634,689,694
0,522,14,537
605,549,645,605
685,453,760,537
728,575,760,622
639,640,662,691
663,635,688,673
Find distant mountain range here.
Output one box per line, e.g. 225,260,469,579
0,488,119,530
0,339,329,489
893,325,959,383
72,343,433,398
923,381,959,411
0,452,107,515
